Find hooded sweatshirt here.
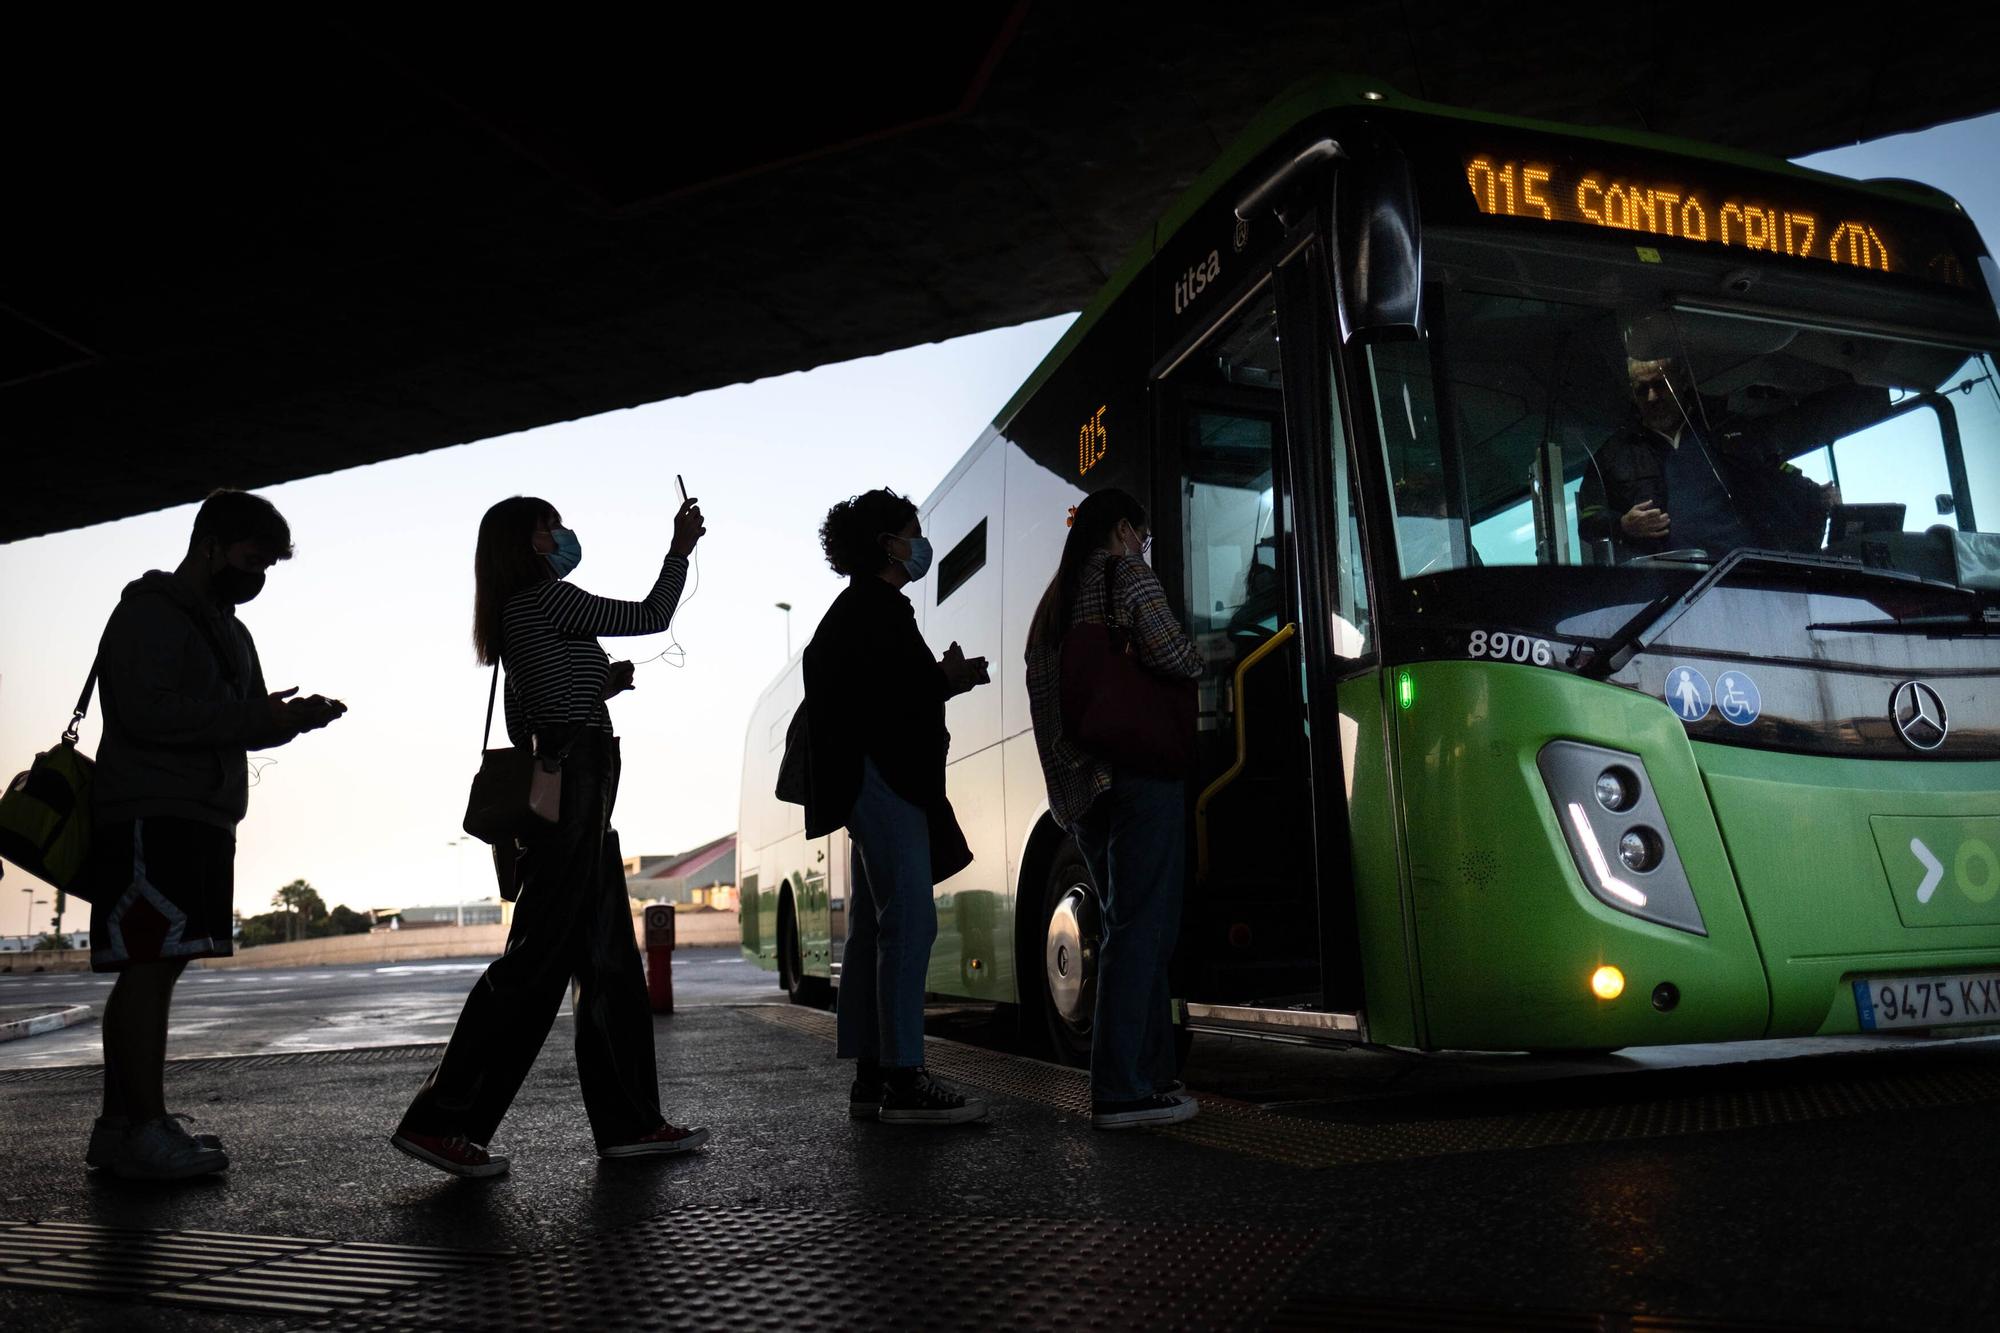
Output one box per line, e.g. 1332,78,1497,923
92,571,290,829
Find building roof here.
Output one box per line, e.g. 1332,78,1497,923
634,834,736,884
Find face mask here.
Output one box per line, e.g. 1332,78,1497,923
545,526,583,579
897,535,933,582
211,562,266,606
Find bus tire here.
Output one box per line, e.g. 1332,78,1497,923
778,892,830,1008
1032,841,1100,1068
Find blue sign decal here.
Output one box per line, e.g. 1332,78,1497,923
1853,980,1878,1031
1665,666,1712,723
1715,670,1762,726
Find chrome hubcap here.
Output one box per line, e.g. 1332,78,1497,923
1045,884,1100,1027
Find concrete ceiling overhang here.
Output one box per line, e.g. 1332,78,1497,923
8,3,2000,542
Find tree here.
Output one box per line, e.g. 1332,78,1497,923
236,885,371,948
271,880,327,942
327,904,374,936
237,911,289,948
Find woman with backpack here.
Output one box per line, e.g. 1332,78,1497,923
801,488,991,1125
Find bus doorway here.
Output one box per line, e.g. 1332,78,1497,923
1163,285,1330,1010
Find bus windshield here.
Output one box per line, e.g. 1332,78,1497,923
1368,295,2000,596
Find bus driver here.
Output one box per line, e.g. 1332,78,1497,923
1578,353,1864,562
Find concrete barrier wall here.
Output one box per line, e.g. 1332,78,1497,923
0,949,92,975
0,911,743,974
666,911,742,949
199,925,512,970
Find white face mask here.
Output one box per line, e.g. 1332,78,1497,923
892,535,933,581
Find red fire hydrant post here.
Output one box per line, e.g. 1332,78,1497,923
644,905,676,1014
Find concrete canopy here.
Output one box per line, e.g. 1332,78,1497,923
9,4,2000,542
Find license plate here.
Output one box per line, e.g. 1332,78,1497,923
1853,972,2000,1031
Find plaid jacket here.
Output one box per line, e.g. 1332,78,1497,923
1025,551,1204,829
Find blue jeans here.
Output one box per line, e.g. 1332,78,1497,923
836,757,937,1069
1072,770,1186,1103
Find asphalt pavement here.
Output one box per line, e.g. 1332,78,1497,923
2,951,1999,1329
0,948,779,1068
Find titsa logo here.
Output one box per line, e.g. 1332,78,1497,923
1174,251,1221,315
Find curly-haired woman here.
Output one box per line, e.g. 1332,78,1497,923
802,487,990,1125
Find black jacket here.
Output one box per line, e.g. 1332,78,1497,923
1577,384,1886,559
94,571,289,828
801,578,972,882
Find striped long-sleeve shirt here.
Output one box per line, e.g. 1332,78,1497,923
501,556,688,747
1025,550,1204,828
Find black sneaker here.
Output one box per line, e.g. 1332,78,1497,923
850,1071,883,1121
877,1068,987,1125
1092,1093,1199,1131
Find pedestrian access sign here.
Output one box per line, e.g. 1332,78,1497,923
1666,667,1711,723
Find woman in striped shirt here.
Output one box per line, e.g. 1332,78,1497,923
392,493,707,1178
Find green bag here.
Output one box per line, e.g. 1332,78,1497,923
0,666,99,897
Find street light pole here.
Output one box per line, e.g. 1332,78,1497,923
447,837,467,927
21,888,47,940
775,602,793,660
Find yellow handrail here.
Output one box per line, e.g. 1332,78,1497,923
1194,622,1297,883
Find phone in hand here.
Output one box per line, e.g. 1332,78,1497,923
677,474,688,504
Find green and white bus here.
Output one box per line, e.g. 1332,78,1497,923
740,76,2000,1057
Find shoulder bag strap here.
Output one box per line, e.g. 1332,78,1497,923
63,661,99,745
481,662,501,755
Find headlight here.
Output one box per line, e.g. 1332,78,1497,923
1538,741,1707,936
1618,828,1661,873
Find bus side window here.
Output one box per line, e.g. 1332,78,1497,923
1367,340,1466,579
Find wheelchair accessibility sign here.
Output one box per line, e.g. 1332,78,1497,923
1715,671,1761,726
1666,667,1711,722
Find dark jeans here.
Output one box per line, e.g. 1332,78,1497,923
399,732,663,1149
835,757,936,1069
1072,770,1186,1103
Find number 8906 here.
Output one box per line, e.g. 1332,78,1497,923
1467,630,1554,667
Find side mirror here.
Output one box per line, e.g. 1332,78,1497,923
1332,139,1423,344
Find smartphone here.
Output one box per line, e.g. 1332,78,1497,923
677,474,688,504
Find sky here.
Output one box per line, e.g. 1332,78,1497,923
3,111,1997,928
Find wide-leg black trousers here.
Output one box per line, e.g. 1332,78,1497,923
399,732,663,1149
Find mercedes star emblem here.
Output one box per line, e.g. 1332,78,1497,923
1891,681,1949,752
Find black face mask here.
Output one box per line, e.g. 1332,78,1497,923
211,563,266,605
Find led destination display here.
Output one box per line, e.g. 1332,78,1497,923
1456,147,1976,290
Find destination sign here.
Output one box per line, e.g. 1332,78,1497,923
1456,147,1976,291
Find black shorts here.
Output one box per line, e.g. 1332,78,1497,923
89,817,236,971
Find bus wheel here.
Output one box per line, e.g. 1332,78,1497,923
778,895,829,1008
1037,850,1100,1068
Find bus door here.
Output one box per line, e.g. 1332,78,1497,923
1161,273,1335,1008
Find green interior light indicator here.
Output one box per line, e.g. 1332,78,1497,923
1397,670,1416,710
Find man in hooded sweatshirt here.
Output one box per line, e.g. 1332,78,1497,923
86,488,346,1180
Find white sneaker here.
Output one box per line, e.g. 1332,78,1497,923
109,1114,230,1180
89,1114,224,1169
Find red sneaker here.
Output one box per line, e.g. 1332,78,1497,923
599,1122,711,1158
389,1131,509,1178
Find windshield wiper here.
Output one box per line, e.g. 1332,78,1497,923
1810,607,2000,637
1578,549,1953,678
